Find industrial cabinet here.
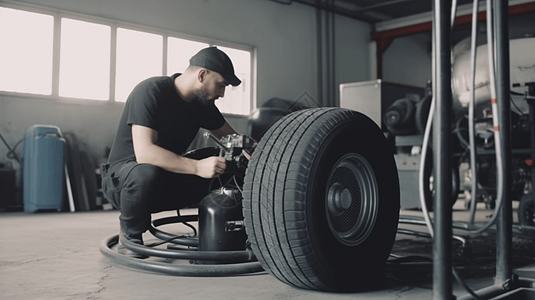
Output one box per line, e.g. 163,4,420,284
339,79,425,130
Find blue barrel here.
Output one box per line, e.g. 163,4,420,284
22,125,65,213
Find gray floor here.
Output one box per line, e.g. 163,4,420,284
1,201,534,300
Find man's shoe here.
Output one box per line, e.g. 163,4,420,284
117,232,148,259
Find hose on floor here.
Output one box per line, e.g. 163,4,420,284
99,214,264,276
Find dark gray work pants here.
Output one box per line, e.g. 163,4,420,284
101,161,212,237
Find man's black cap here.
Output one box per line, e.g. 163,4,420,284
189,47,242,86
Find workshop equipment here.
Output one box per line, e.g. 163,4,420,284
22,125,65,213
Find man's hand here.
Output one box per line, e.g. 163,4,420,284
196,156,226,178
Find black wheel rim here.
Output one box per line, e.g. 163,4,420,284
325,153,379,246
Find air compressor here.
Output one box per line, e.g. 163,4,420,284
197,133,255,257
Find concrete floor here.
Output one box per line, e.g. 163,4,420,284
1,201,534,300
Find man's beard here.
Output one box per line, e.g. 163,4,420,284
194,87,214,106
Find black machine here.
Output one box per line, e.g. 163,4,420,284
197,133,255,254
100,132,262,275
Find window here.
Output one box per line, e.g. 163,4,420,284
59,18,111,100
115,28,163,102
0,7,53,95
167,37,208,75
0,5,255,115
167,41,252,115
215,46,251,115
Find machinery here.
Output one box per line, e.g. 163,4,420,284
197,133,254,254
336,1,535,297
100,132,263,275
407,1,535,298
101,107,401,292
380,38,535,227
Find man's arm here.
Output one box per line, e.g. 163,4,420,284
210,120,257,160
210,121,238,139
132,124,225,178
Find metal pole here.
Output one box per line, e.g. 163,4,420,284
529,85,535,226
331,0,336,106
493,0,513,287
316,0,323,104
432,0,454,298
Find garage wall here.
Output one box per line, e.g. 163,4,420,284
382,34,432,88
335,13,373,99
0,0,372,168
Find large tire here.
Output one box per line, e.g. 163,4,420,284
243,108,400,292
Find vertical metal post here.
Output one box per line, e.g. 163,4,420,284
316,1,323,104
493,0,513,286
529,85,535,230
529,85,535,223
432,0,454,298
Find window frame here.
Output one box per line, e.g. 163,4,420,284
0,2,256,116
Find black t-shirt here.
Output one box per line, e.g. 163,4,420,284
107,73,225,166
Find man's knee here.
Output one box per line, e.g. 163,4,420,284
122,164,164,195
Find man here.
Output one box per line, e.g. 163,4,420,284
101,47,242,257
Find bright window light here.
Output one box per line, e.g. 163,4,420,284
0,6,255,111
167,37,208,75
214,46,251,115
115,28,162,102
59,18,111,100
0,7,53,95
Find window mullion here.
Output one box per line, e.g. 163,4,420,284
51,14,61,97
162,35,168,76
251,47,257,114
109,25,117,102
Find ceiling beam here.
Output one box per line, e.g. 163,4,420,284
283,0,392,22
352,0,415,13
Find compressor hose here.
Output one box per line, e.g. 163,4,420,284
100,234,264,276
99,214,264,276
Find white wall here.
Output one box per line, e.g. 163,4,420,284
0,0,372,168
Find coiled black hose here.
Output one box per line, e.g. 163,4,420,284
100,234,264,276
99,214,264,276
149,215,199,247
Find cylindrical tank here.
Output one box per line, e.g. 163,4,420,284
198,189,247,255
451,37,535,112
